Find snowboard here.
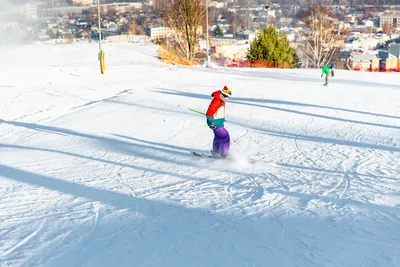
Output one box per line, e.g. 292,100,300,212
191,151,255,163
191,151,226,159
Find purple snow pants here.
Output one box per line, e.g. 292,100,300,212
212,127,230,157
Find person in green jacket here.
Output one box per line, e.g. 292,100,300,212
321,65,330,86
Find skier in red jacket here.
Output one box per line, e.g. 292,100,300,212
206,86,231,158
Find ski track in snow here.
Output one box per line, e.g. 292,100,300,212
1,220,46,259
0,42,400,267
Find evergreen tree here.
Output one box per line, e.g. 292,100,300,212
246,25,300,67
292,51,302,68
213,25,224,37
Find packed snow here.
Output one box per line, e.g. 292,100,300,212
1,41,400,267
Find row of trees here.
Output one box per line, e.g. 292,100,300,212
157,0,340,68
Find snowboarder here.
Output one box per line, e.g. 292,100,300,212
330,63,336,77
321,65,330,86
206,86,231,158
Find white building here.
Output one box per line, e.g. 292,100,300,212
146,25,202,40
19,3,39,19
380,14,400,29
362,20,375,27
201,37,249,59
267,9,276,18
215,43,249,59
0,22,19,30
146,25,175,39
108,34,149,43
40,6,88,18
209,1,225,8
72,0,93,5
236,30,256,43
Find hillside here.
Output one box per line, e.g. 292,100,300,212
0,42,400,267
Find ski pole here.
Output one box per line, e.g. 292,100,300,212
188,108,206,116
177,105,206,116
178,104,229,122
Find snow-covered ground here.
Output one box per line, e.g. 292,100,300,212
1,42,400,267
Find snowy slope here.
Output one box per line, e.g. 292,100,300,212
1,42,400,267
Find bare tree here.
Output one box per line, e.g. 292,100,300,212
128,23,137,35
161,0,205,61
107,6,117,17
225,11,241,35
121,23,137,34
382,22,391,34
299,4,340,68
154,0,168,11
66,31,74,44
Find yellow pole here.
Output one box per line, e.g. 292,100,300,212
100,50,105,74
98,0,104,74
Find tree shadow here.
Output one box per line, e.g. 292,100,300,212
153,87,400,120
0,120,258,184
153,89,400,130
264,181,400,215
70,92,184,116
1,164,399,267
112,134,196,153
0,119,195,162
234,97,400,121
277,162,399,182
150,89,400,154
0,143,230,189
231,100,400,130
106,98,184,115
256,127,400,153
192,67,400,90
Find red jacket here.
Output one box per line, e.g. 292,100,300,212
206,91,225,118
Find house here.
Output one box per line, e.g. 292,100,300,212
214,43,250,59
349,46,400,72
40,6,89,18
378,51,399,71
146,25,175,39
338,50,351,62
388,44,400,59
345,14,357,23
380,14,400,29
349,54,380,71
146,25,202,40
128,2,143,9
362,20,375,27
72,0,92,5
387,44,400,71
209,1,226,8
210,37,248,47
280,18,293,27
0,21,19,30
108,34,148,43
77,19,88,26
236,30,256,43
198,37,249,59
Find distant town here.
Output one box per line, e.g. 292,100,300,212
1,0,400,71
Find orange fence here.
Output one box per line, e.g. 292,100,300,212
213,58,293,68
